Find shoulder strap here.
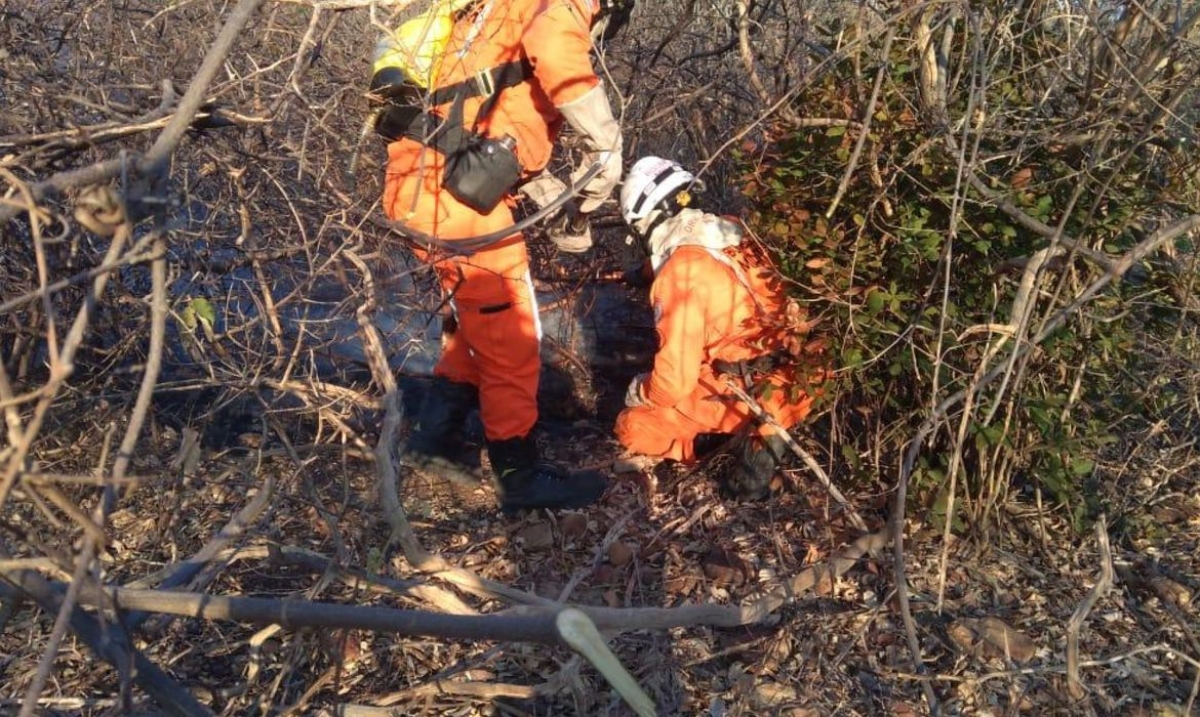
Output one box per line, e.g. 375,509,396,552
701,246,768,315
426,60,532,109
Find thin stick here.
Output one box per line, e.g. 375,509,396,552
721,378,869,534
556,608,656,717
1066,514,1114,700
826,27,895,218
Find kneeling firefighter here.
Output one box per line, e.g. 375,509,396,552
615,157,824,499
370,0,631,514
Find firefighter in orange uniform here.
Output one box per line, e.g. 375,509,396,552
370,0,631,513
615,157,819,499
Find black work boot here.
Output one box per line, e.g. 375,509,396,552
402,378,481,476
487,435,607,515
723,434,789,500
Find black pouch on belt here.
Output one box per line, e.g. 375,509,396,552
442,135,522,214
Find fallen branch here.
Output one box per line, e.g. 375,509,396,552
1066,514,1114,700
24,529,891,655
503,529,888,632
76,586,563,644
3,567,212,717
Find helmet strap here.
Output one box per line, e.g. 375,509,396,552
630,208,676,260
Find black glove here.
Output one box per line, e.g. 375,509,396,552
622,261,653,288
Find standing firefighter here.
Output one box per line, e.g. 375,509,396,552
370,0,630,513
615,157,822,499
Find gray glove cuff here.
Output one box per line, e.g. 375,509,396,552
624,373,649,408
558,83,622,153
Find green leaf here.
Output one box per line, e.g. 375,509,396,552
866,289,885,314
842,347,864,369
190,297,217,329
366,547,384,575
826,125,846,138
179,304,197,332
1070,458,1095,477
841,444,861,469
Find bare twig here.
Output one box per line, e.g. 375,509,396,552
721,378,871,534
735,0,803,128
556,608,656,717
139,0,268,179
826,27,895,219
1066,514,1114,700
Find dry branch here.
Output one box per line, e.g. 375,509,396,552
507,529,888,633
80,585,564,645
3,567,213,717
1066,514,1114,700
222,544,478,615
24,528,887,642
826,28,896,219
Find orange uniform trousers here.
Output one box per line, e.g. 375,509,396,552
382,0,602,441
384,140,540,441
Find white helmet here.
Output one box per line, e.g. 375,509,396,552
619,156,702,228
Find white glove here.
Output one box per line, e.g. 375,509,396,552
558,84,624,214
624,373,649,408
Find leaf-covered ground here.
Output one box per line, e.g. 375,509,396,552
2,306,1197,716
2,1,1199,715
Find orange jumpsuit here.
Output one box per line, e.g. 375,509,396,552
382,0,601,441
615,243,816,462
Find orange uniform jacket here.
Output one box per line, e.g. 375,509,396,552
384,0,601,236
383,0,601,441
615,243,815,462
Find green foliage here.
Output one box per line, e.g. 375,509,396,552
733,21,1198,534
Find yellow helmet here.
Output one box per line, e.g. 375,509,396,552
372,0,473,89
